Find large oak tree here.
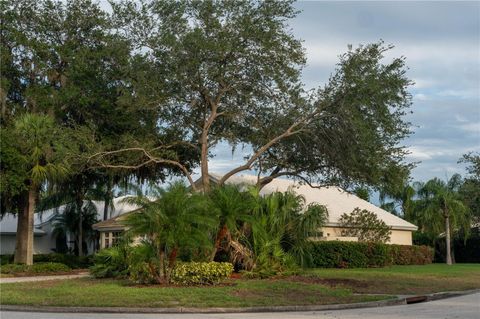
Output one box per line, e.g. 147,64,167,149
93,0,413,192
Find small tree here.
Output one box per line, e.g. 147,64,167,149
249,189,328,273
208,184,254,260
339,208,391,243
124,182,216,283
416,176,470,265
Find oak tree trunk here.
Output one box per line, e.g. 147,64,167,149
200,135,210,192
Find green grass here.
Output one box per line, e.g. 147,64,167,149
1,264,479,308
303,264,480,295
0,278,386,308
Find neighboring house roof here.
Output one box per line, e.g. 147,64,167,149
92,211,135,231
213,173,418,231
93,173,418,232
0,214,47,236
0,195,141,235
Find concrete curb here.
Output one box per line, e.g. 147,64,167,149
1,289,478,314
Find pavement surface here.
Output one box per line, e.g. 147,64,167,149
1,292,479,319
0,273,89,283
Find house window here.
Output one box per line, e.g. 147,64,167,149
103,231,123,248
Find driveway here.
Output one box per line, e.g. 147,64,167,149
1,292,479,319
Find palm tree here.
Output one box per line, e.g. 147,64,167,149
52,200,99,254
417,175,470,265
124,182,216,283
249,188,328,272
379,181,417,220
38,173,114,256
12,114,69,264
208,184,254,260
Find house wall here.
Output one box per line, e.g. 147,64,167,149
0,233,56,255
0,235,16,254
319,227,413,245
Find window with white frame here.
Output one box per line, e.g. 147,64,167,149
103,231,123,248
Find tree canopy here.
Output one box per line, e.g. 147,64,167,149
90,0,414,192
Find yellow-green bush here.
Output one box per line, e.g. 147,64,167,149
171,262,233,285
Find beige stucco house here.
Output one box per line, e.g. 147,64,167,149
217,174,417,245
93,173,418,248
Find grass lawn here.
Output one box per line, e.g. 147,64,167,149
1,264,478,308
0,278,387,308
302,264,480,295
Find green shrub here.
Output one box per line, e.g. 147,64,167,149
33,253,93,269
308,241,433,268
0,263,28,274
0,255,14,265
90,246,129,278
171,262,233,285
309,241,386,268
388,244,433,265
0,262,70,274
127,243,160,284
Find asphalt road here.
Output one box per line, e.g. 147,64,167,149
1,292,479,319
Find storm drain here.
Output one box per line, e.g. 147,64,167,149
405,295,428,304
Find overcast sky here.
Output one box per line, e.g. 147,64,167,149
97,1,479,184
205,1,480,183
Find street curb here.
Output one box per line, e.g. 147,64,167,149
1,289,478,314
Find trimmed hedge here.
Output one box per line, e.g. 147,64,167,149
308,241,433,268
389,244,433,265
171,262,234,285
0,262,71,274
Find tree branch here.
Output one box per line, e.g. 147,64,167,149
88,148,197,191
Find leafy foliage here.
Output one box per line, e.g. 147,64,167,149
32,254,93,269
308,241,433,268
124,182,217,283
247,189,328,274
0,262,71,274
208,184,255,260
90,245,130,279
415,175,470,264
338,208,392,243
101,0,414,194
171,262,233,285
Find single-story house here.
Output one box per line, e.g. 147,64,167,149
93,173,418,247
0,196,140,255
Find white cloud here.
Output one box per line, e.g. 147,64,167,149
413,93,429,101
457,122,480,134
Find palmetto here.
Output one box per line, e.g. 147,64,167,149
249,188,328,272
124,181,216,283
208,184,254,260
